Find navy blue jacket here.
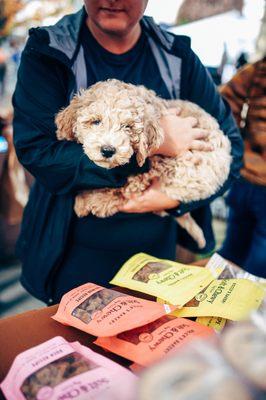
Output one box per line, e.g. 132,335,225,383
13,8,243,302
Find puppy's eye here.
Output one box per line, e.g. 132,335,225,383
91,119,101,126
121,123,132,129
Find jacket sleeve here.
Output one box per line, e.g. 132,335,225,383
12,42,146,195
171,49,244,217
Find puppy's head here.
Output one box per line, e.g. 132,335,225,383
55,79,164,168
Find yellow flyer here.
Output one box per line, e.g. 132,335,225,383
196,316,226,332
110,253,221,306
169,278,264,321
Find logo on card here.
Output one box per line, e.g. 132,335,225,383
139,333,153,343
195,293,208,302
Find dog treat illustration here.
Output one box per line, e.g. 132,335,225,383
21,352,97,400
72,288,124,324
56,79,231,248
132,262,171,283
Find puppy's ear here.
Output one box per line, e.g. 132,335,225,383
136,121,164,166
136,130,148,167
55,95,80,141
130,86,164,166
135,114,164,167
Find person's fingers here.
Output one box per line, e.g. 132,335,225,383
192,129,210,140
118,200,137,212
185,116,198,127
127,192,139,199
164,108,176,116
191,140,214,151
149,177,160,189
166,107,181,116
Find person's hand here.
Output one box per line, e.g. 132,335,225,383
119,178,180,213
152,108,213,157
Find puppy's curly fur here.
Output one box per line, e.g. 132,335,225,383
56,79,231,248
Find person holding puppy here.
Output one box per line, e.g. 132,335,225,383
12,0,243,303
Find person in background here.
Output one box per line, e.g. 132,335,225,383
235,52,248,70
219,56,266,277
9,40,22,71
12,0,243,304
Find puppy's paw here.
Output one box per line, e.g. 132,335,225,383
74,195,91,217
90,203,118,218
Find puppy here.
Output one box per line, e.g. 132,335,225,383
56,79,231,248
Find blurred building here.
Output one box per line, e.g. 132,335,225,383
146,0,264,66
176,0,244,24
169,9,262,83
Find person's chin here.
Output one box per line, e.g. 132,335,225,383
97,15,129,35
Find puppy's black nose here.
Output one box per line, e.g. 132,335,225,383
100,145,116,158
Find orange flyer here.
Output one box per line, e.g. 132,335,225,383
52,283,175,337
95,316,214,366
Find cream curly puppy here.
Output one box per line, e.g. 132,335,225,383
56,79,231,248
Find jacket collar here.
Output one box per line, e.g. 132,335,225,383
45,7,86,61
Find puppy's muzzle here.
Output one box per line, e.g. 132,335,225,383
100,145,116,158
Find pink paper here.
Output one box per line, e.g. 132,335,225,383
0,336,137,400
